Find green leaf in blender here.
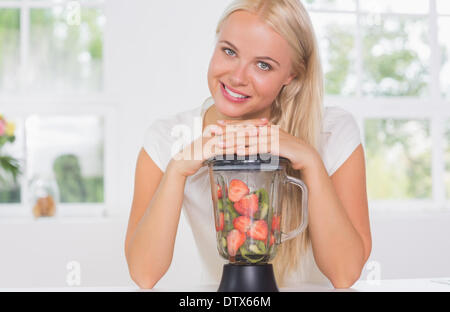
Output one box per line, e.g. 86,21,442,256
226,198,239,219
253,190,261,219
224,210,234,232
221,237,227,250
217,198,223,211
259,201,268,220
258,188,269,220
256,240,267,253
249,243,264,255
239,245,265,263
259,188,269,203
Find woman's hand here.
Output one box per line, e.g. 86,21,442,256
168,118,269,177
217,119,321,172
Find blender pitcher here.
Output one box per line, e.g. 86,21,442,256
204,153,308,292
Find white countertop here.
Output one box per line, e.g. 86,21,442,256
1,277,450,292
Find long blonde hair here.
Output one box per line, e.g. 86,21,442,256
215,0,324,286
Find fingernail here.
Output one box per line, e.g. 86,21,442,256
261,118,268,122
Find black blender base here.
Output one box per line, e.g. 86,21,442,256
218,264,279,292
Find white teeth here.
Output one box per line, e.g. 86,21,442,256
224,84,248,99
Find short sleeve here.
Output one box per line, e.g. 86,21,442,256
321,107,361,176
142,120,167,172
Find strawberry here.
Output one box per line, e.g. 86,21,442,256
234,193,258,217
228,179,249,202
233,216,252,233
227,229,246,257
217,184,222,199
266,232,275,247
215,212,224,232
247,220,268,241
272,215,281,231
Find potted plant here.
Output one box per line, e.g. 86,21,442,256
0,114,21,186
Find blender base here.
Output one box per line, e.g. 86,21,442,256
218,263,279,292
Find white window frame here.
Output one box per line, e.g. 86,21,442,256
309,0,450,212
0,0,117,218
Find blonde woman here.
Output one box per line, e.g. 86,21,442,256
125,0,371,289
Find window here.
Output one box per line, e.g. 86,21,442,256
0,0,110,217
26,115,104,203
306,0,449,210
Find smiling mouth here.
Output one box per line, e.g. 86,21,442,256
221,82,251,99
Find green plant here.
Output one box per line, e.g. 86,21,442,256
0,114,21,185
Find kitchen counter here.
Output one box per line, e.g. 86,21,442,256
1,277,449,292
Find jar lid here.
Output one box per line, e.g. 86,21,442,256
203,153,290,171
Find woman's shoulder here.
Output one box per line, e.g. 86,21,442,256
319,106,361,176
322,106,358,131
142,104,203,171
146,105,202,134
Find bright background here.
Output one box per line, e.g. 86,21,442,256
0,0,449,288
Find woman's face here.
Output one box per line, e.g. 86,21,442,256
207,10,296,120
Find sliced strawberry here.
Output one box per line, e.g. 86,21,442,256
215,212,224,232
272,215,281,231
266,233,275,247
217,184,222,199
247,220,268,241
226,229,246,257
234,193,258,217
233,216,252,233
228,179,249,202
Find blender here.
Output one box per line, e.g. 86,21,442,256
204,153,308,292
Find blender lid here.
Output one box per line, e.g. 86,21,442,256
203,153,290,171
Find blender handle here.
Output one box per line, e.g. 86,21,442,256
280,175,309,243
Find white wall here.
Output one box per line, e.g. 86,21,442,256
0,0,449,289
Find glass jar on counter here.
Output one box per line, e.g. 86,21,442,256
29,175,60,218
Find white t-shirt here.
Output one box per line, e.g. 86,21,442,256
143,96,361,287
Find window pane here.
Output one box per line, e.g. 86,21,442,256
365,119,432,200
361,15,429,97
0,9,20,92
304,0,356,11
25,115,104,203
438,17,450,98
445,120,450,199
310,13,357,96
359,0,429,14
28,7,105,93
437,0,450,15
0,117,24,204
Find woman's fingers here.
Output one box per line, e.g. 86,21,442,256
204,124,224,137
202,119,276,159
216,135,273,154
202,134,226,160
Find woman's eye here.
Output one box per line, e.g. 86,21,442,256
258,62,271,71
223,48,235,56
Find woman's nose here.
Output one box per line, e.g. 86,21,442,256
229,62,248,86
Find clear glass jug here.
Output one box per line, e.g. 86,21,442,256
204,153,308,265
